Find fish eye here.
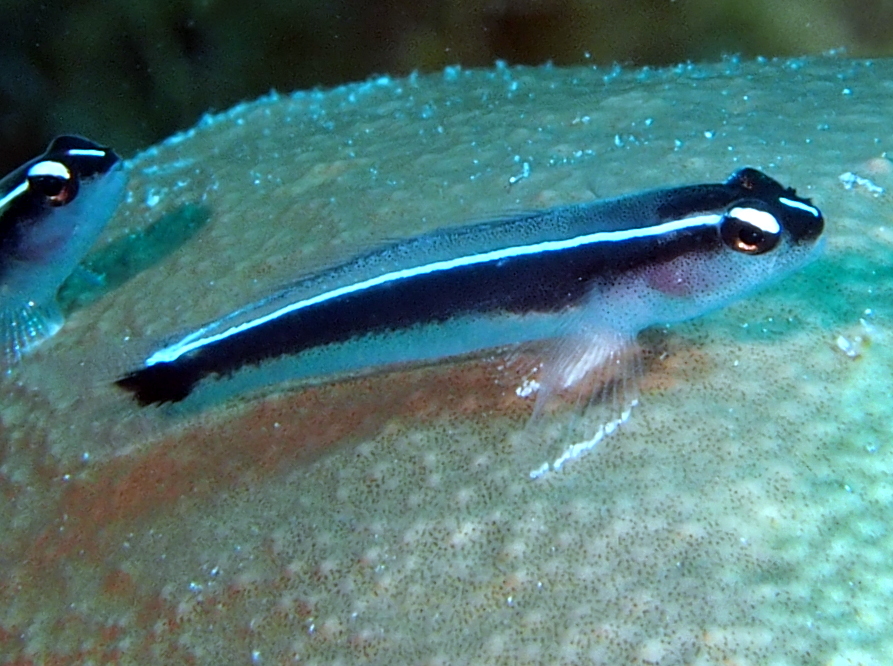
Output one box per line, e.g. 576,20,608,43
720,204,781,255
26,159,79,206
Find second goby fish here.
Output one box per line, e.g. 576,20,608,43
0,135,126,366
116,168,823,430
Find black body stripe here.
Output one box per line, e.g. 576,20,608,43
116,224,720,405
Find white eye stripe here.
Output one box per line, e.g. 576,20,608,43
27,160,71,180
729,206,780,234
65,148,107,158
779,196,820,217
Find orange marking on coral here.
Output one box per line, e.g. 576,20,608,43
102,569,138,602
14,354,533,569
0,352,548,663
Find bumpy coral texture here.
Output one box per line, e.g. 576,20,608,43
1,58,892,664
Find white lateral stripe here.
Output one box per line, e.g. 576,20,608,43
0,182,29,211
146,212,721,365
779,196,820,217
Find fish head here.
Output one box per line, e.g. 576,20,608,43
0,135,125,264
632,169,825,327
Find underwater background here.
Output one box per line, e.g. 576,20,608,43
2,2,893,665
2,0,893,174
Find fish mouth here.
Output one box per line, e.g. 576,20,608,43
792,212,824,244
780,197,824,245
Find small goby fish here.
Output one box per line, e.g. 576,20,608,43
0,135,126,366
116,169,824,439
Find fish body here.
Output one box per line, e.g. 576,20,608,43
0,135,126,365
117,168,823,418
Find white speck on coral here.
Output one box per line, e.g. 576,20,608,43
835,334,861,359
529,462,549,479
508,162,531,186
839,171,885,196
145,190,162,207
533,399,638,478
515,378,540,398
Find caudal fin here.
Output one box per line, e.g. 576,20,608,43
114,360,202,406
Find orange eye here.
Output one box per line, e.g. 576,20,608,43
720,204,781,255
27,160,79,206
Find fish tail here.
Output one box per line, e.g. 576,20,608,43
115,360,201,405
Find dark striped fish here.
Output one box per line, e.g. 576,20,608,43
116,168,823,471
0,136,126,366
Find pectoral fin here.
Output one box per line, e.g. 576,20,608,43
511,324,643,479
0,299,63,369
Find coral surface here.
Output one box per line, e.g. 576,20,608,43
1,57,892,664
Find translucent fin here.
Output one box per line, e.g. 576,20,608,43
0,300,63,369
510,326,643,479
